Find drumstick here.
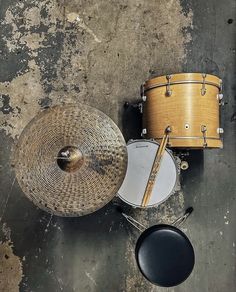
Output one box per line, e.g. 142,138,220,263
141,127,171,207
141,136,167,207
141,135,167,207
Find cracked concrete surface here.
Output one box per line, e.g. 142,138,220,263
0,1,193,291
0,0,192,292
1,0,235,292
0,0,192,139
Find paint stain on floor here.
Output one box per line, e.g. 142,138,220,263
0,0,192,139
0,223,23,292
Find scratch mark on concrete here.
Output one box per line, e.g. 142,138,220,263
44,214,53,233
0,177,15,223
85,271,97,286
66,12,101,43
52,270,63,291
2,223,11,242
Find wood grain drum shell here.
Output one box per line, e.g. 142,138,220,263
142,73,223,149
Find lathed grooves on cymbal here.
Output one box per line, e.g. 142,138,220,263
14,104,127,216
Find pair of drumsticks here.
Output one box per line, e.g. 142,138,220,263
141,126,171,207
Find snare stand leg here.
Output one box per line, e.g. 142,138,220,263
172,207,194,227
122,213,147,232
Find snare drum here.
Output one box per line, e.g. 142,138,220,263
118,140,179,207
142,73,223,148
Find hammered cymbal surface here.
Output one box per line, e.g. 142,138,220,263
14,104,127,216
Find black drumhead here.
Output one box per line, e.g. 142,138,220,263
135,224,194,287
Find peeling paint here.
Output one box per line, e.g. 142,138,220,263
0,0,192,139
0,60,44,139
0,223,23,292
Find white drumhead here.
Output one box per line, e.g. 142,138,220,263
118,140,177,207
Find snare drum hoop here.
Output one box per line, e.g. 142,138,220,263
117,139,179,208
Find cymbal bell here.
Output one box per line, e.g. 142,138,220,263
56,146,84,173
13,104,127,217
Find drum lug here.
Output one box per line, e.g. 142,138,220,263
166,126,172,146
219,79,223,94
201,73,207,96
165,75,172,96
138,103,143,113
180,160,189,170
217,128,224,134
140,83,145,99
217,93,223,100
141,128,147,137
201,125,207,147
217,93,224,106
217,79,223,105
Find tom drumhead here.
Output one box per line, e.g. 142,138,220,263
118,140,178,207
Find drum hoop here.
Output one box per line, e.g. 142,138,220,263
144,80,221,92
117,188,178,208
127,139,176,157
154,136,221,140
118,139,179,208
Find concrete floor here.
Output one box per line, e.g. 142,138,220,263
0,0,235,291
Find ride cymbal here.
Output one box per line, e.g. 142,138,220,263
14,104,127,216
